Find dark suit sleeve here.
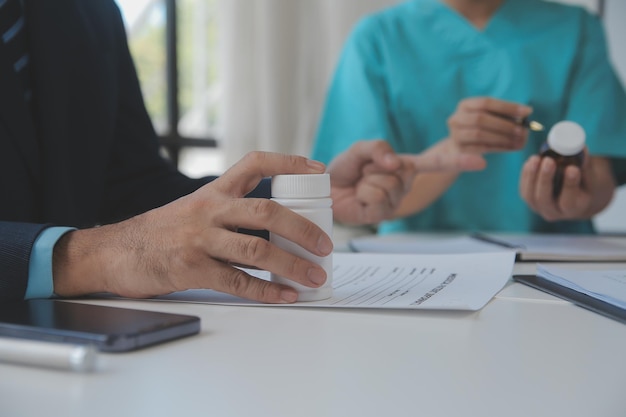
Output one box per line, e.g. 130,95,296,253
0,2,274,300
99,3,274,223
95,3,207,223
0,222,49,300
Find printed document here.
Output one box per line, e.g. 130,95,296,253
158,252,515,311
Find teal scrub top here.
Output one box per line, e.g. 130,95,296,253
312,0,626,235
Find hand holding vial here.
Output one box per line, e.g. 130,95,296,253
520,121,615,221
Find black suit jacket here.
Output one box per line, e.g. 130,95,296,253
0,0,224,299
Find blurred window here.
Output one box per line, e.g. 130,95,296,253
115,0,224,176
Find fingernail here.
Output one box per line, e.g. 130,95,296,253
280,289,298,303
542,160,554,173
384,153,398,165
306,159,326,172
566,168,579,181
518,105,532,116
308,267,327,286
317,235,334,255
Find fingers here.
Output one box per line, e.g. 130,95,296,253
212,151,326,197
328,140,418,224
329,168,405,225
211,198,333,258
354,173,403,219
327,139,405,190
448,115,526,151
202,262,299,304
459,97,532,119
342,145,486,224
532,158,562,220
206,196,333,287
360,158,415,187
349,139,402,171
449,122,526,151
520,155,589,221
558,165,586,217
204,228,328,290
520,155,541,212
92,151,336,304
200,152,332,258
520,156,560,220
449,97,533,153
399,152,487,172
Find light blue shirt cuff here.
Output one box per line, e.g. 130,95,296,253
25,227,76,299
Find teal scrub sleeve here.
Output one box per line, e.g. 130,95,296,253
312,19,393,164
564,13,626,158
25,227,75,299
610,158,626,185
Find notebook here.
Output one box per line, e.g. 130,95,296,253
514,264,626,324
348,233,626,262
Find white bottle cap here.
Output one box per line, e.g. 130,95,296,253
271,174,331,198
547,121,586,156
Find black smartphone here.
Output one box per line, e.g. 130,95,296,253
0,299,201,352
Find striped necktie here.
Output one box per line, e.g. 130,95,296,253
0,0,32,103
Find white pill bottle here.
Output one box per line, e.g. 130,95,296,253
270,174,333,301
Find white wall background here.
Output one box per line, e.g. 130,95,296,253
217,0,398,167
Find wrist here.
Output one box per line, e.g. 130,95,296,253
52,227,120,297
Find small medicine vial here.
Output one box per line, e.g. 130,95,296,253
270,174,333,301
539,120,586,198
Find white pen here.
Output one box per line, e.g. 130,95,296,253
0,337,97,372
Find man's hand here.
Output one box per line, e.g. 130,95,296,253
519,152,615,221
327,140,486,224
52,152,334,304
446,97,533,154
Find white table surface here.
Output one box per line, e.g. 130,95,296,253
3,262,626,417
